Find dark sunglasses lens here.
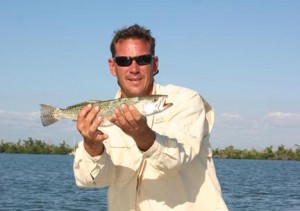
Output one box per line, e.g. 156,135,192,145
114,55,153,66
136,55,152,65
115,57,132,66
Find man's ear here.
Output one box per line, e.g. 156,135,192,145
153,56,159,76
108,58,116,76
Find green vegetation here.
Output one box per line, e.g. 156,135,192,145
1,138,299,160
0,137,74,155
213,145,300,160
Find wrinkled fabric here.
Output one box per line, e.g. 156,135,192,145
73,83,228,211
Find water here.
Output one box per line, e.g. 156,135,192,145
214,159,300,211
0,154,299,211
0,154,107,211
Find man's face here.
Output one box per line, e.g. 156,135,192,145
108,38,158,97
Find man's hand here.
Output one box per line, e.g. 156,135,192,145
109,104,156,151
77,104,108,156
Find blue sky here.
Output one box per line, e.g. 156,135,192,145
1,0,299,149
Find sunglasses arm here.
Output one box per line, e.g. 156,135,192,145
153,69,159,76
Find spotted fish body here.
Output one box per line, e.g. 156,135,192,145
40,95,172,127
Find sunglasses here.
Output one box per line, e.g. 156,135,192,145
114,54,153,67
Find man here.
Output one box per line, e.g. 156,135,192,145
74,24,228,211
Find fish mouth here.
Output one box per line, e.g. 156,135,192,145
157,96,172,111
163,102,173,109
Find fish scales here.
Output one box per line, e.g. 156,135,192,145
40,95,172,127
62,98,139,120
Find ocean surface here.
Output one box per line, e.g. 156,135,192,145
0,154,299,211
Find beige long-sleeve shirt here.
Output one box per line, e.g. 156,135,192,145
73,83,228,211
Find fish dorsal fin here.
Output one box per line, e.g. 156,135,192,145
65,100,101,109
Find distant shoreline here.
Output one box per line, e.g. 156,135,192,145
1,138,299,160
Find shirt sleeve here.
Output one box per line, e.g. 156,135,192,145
73,141,114,187
141,88,211,176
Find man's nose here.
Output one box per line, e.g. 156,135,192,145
129,60,140,73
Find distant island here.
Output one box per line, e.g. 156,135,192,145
0,138,74,155
1,138,299,160
213,145,299,160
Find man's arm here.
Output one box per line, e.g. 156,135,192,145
109,103,156,151
77,104,108,156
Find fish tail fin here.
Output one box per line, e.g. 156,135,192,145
40,104,62,127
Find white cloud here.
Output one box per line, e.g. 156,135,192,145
217,112,254,130
0,110,40,128
0,109,78,144
213,111,300,149
221,113,241,120
263,112,300,127
217,111,300,129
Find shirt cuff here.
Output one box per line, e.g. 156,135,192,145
84,146,107,165
142,132,167,159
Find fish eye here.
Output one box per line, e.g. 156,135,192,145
152,98,158,102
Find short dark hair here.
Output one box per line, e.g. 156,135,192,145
110,24,156,57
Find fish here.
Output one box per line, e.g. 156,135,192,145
40,95,172,127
